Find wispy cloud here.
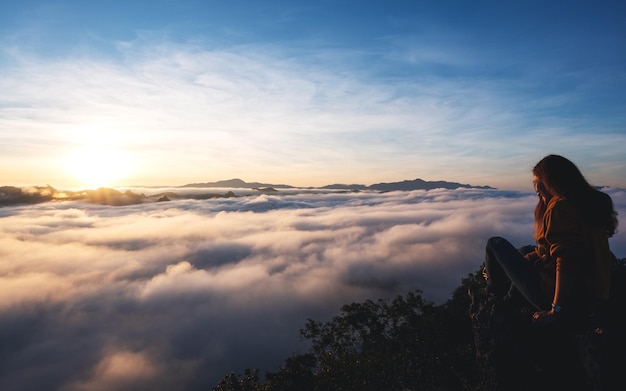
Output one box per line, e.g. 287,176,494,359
2,35,624,188
1,188,624,389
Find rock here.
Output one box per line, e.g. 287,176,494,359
469,256,626,391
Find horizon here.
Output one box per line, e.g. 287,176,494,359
3,174,625,193
3,176,498,191
1,1,626,190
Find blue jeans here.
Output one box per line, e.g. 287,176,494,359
485,236,551,311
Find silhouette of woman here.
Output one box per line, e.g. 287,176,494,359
484,155,618,326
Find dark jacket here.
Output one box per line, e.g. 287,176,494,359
527,196,612,313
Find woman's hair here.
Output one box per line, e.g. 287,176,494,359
533,154,618,239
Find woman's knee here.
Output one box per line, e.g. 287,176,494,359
486,236,505,250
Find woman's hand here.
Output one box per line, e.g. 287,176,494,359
532,309,560,327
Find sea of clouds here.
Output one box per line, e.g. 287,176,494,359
1,187,625,390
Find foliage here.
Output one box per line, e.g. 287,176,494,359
213,369,266,391
212,269,487,391
212,258,626,390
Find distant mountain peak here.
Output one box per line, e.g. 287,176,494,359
181,178,493,191
180,178,294,189
368,178,493,191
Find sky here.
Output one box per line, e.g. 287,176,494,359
2,3,625,389
1,0,625,190
0,187,624,389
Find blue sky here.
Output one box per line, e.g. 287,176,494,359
1,0,625,189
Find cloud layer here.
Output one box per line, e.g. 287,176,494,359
1,188,625,390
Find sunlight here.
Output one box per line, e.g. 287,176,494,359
64,147,135,188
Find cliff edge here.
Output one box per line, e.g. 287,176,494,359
469,255,626,390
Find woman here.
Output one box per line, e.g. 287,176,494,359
484,155,618,326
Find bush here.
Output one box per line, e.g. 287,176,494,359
213,270,486,391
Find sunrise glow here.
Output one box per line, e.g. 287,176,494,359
64,147,135,188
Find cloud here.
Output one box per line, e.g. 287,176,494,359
63,350,161,391
3,36,624,188
1,187,624,389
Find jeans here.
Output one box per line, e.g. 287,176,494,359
485,236,551,311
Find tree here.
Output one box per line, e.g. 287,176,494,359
213,369,265,391
213,270,486,390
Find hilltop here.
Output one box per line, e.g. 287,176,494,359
180,178,494,191
180,178,295,189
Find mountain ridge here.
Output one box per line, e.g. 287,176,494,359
1,179,495,207
180,178,295,189
180,178,494,191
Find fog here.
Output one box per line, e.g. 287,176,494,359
1,188,624,390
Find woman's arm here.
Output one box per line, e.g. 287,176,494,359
546,200,584,311
552,265,577,310
533,199,583,324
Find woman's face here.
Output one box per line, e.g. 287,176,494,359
533,175,553,203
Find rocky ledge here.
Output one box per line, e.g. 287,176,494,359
468,255,626,391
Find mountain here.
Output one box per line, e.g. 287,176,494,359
180,178,295,189
183,178,494,191
0,186,147,206
1,178,494,207
0,185,54,205
319,183,369,191
368,178,493,191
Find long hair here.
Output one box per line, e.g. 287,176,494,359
532,155,618,240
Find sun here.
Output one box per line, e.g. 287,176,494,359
64,147,135,188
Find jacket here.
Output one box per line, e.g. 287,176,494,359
528,196,612,313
